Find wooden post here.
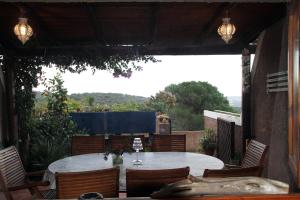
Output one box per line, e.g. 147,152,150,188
0,66,9,146
242,48,251,151
288,0,300,188
3,56,18,147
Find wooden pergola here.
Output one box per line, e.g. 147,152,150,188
0,1,286,56
1,0,300,191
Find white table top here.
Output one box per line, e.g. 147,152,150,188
47,152,224,191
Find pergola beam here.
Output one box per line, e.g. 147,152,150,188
0,0,290,2
148,3,159,45
13,43,249,56
85,5,106,45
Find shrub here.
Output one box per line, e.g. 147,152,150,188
28,74,82,170
200,128,216,151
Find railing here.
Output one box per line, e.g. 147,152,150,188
217,118,235,164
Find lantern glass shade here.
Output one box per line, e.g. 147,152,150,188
217,17,236,44
14,17,33,45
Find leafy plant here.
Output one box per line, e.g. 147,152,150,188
28,74,81,170
1,54,158,162
200,128,217,151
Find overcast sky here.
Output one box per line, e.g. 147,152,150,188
35,55,243,98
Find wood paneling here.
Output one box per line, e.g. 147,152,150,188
151,135,186,152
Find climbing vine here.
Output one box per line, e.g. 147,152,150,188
0,54,158,164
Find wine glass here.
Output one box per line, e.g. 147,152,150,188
132,137,143,165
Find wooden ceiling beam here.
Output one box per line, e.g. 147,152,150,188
85,5,106,46
148,3,159,45
13,43,250,56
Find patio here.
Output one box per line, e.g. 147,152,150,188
0,0,300,199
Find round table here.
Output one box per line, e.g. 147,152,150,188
45,152,224,191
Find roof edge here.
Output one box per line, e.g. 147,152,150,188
1,0,290,3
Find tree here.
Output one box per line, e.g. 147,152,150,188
165,81,234,131
28,74,80,170
145,91,176,113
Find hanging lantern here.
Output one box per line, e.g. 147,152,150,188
217,17,236,44
14,17,33,45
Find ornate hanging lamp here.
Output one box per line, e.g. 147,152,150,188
217,11,236,44
14,17,33,45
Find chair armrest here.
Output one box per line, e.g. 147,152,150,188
8,181,50,191
225,164,242,169
26,170,45,177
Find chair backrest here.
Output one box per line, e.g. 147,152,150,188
111,135,145,152
126,167,190,197
203,166,263,178
0,146,26,188
152,135,186,152
241,140,268,168
71,135,106,155
56,167,119,199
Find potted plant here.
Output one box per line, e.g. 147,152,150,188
200,129,216,156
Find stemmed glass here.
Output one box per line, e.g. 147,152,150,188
132,137,143,165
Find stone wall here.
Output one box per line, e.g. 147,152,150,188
172,131,204,152
250,19,293,186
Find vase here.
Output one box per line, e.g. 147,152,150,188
112,154,123,166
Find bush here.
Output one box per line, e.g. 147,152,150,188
28,74,82,170
200,128,216,151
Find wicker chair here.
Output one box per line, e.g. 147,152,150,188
203,166,263,178
0,146,52,200
55,167,119,199
126,167,190,197
151,135,186,152
71,135,106,155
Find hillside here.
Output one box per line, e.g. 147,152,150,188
227,96,241,108
69,92,147,105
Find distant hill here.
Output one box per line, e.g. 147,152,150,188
33,91,148,105
69,92,147,105
227,96,241,108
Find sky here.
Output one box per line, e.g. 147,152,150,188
35,55,243,98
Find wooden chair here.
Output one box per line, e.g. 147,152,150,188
126,167,190,197
71,135,105,155
111,135,145,152
55,167,119,199
203,166,263,178
226,140,268,169
152,135,186,152
240,140,268,168
0,146,52,200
